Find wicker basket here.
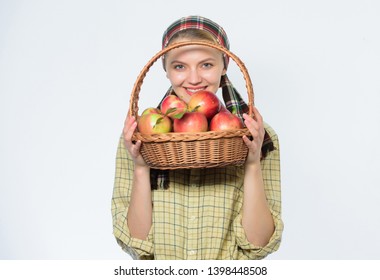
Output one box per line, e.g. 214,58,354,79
129,41,254,169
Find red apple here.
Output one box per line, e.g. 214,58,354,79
187,90,221,120
137,113,172,134
141,107,161,116
173,112,208,133
160,95,187,119
209,109,244,131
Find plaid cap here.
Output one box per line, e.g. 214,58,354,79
162,15,230,49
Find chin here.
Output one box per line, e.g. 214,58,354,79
175,92,191,103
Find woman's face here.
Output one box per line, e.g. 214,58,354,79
164,45,226,103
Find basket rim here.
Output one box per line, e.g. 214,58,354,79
132,127,251,143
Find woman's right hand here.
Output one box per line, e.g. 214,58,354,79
123,115,148,168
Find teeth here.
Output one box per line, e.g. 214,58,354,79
187,88,205,93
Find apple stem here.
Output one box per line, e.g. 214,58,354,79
191,105,201,112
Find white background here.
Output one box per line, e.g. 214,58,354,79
1,0,379,260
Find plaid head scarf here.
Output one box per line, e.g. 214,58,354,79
151,16,274,189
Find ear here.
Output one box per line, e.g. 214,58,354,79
222,68,227,76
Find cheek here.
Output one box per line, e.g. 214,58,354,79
203,71,222,85
166,71,185,85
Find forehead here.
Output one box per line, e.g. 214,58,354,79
165,45,224,61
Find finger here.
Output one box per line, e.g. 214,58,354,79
124,116,136,132
124,121,138,142
134,139,141,149
123,116,135,132
242,135,251,147
123,122,138,150
252,107,266,138
243,113,255,126
252,106,263,127
130,140,142,157
242,135,258,150
243,113,260,133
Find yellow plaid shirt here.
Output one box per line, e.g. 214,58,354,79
111,123,283,260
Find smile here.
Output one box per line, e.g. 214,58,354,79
186,87,207,95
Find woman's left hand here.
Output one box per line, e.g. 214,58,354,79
242,106,265,166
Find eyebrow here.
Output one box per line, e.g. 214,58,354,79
169,57,218,66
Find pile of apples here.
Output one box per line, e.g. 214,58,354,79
137,90,244,134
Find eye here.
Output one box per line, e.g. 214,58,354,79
173,64,185,70
202,62,213,68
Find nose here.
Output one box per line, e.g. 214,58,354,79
188,69,202,84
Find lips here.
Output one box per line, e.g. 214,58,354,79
185,87,207,96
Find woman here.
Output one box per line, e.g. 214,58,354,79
112,15,283,260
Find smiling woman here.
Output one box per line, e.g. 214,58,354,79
111,15,283,260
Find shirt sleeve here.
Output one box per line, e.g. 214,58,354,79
111,136,154,259
233,123,284,259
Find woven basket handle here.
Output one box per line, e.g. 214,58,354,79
128,41,254,118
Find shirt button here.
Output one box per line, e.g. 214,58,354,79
188,250,197,255
190,216,196,221
191,184,197,188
